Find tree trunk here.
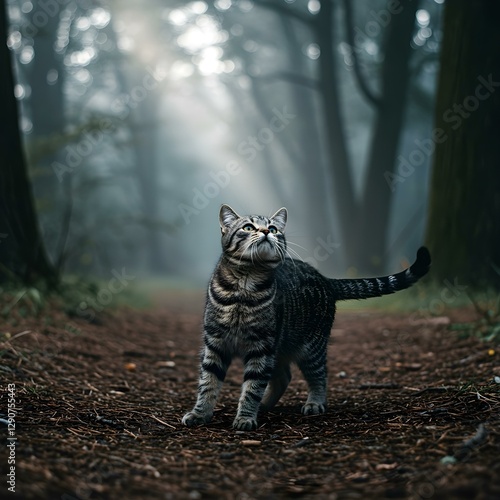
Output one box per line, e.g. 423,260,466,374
314,1,356,266
425,0,500,289
132,95,168,274
355,0,420,274
29,4,65,140
0,0,58,286
27,2,66,264
280,17,338,260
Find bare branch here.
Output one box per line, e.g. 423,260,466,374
342,0,381,107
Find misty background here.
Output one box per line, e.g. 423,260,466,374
6,0,444,287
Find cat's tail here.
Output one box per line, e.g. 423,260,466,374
331,247,431,301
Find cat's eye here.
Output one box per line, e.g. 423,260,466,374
269,226,278,234
242,224,255,232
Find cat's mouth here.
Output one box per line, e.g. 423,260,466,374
252,239,279,262
258,238,272,246
230,236,280,264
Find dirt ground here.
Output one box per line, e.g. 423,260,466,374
1,291,499,500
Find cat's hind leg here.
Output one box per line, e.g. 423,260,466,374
297,338,328,416
260,362,291,411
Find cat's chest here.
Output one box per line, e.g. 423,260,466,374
209,295,271,329
207,283,276,353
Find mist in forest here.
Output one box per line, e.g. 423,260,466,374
6,0,444,287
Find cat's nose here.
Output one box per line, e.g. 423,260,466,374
260,229,270,236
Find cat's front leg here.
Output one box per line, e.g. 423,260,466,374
182,342,230,427
233,352,274,431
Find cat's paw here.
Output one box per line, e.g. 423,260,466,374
301,402,326,416
182,411,212,427
232,416,258,431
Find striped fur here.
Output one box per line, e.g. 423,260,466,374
182,205,431,430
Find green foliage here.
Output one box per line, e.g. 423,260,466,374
456,378,500,396
450,293,500,342
0,285,47,319
27,115,120,172
0,275,151,325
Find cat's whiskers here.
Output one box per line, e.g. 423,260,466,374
237,237,256,266
284,242,310,264
274,240,287,265
285,240,308,253
273,240,289,266
276,240,301,265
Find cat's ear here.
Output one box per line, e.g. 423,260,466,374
219,204,240,233
271,207,287,231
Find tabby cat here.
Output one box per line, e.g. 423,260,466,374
182,205,430,430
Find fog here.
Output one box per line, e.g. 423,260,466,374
7,0,443,286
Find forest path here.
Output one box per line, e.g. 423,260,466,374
1,299,499,500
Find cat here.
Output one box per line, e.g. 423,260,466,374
182,204,431,430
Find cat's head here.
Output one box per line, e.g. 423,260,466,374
219,204,287,266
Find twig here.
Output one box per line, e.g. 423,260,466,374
410,386,451,397
358,382,401,390
123,428,140,440
67,427,86,437
7,330,33,342
150,414,176,429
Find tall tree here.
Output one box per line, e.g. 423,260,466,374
29,2,65,142
254,0,422,273
27,2,66,245
352,0,420,272
426,0,500,289
0,0,57,286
